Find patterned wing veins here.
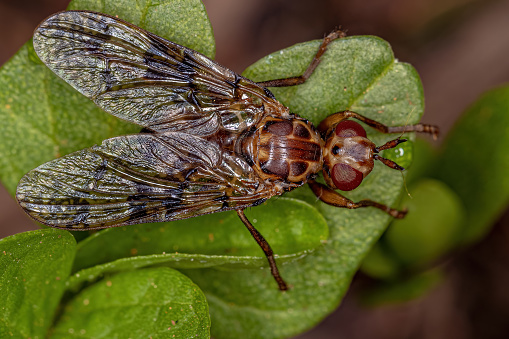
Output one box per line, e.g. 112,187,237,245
33,10,287,135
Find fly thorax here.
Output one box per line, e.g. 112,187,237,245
238,116,323,184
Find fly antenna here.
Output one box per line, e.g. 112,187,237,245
373,138,407,171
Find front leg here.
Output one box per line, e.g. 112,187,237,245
256,29,346,88
317,110,439,139
308,180,407,219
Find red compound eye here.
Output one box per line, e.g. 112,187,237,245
335,120,367,138
331,163,363,191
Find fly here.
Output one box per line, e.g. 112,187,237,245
16,11,438,291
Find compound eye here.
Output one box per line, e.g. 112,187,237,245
335,120,367,138
331,163,363,191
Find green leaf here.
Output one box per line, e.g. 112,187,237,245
385,178,464,267
361,178,464,281
73,198,326,269
404,138,437,185
67,0,215,58
0,0,214,195
383,138,414,170
0,229,76,338
360,140,445,281
0,2,426,338
434,85,509,244
68,198,328,291
360,241,401,280
243,36,423,126
51,268,210,339
180,36,424,339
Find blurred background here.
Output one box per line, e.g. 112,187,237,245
1,0,509,338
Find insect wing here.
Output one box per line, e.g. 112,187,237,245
33,10,283,134
16,132,269,229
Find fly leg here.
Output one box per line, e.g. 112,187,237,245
317,110,439,139
236,209,288,291
256,29,346,88
308,180,407,218
255,29,439,140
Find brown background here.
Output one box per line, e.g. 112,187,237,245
1,0,509,338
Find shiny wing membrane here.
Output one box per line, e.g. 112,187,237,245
17,133,270,229
33,10,286,134
18,11,284,229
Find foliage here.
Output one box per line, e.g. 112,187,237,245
0,0,432,338
360,86,509,304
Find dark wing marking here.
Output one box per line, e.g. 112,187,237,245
33,10,288,135
16,134,271,229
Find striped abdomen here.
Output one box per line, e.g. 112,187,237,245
239,116,323,186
